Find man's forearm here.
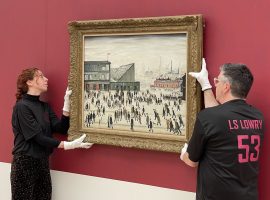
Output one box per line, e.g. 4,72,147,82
63,111,70,116
182,152,198,167
204,89,219,108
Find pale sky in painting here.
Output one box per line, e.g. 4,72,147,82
84,33,187,80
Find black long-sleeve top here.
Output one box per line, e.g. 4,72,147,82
12,94,69,158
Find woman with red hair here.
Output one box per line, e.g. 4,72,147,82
11,67,92,200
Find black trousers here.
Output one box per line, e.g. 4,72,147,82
10,153,52,200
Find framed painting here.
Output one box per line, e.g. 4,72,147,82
68,15,203,153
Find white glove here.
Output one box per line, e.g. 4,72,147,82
64,134,93,150
189,58,212,91
63,87,72,112
180,143,188,160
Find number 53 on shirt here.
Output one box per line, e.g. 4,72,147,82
237,135,260,163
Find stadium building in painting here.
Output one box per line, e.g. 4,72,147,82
84,61,140,92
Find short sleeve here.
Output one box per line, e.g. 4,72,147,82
15,104,42,141
187,118,208,162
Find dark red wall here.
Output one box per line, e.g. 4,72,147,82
1,0,269,198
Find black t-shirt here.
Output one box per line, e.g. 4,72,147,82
187,99,264,200
12,94,70,158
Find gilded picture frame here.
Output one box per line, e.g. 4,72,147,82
68,15,203,153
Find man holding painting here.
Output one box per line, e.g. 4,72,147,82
180,59,264,200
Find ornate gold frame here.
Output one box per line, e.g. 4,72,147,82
68,15,203,153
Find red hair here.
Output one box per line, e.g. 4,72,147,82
16,67,39,101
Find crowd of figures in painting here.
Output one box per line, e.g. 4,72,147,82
83,89,186,135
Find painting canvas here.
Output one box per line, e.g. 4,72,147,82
84,34,187,135
68,15,203,152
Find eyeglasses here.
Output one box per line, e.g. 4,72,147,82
214,77,227,85
213,77,220,85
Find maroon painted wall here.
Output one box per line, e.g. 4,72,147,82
1,0,269,198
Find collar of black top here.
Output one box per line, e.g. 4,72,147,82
23,94,40,101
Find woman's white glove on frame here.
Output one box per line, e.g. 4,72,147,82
64,134,93,150
63,87,72,112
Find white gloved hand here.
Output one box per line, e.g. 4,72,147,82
64,134,93,150
63,87,72,112
180,143,188,160
189,58,212,91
